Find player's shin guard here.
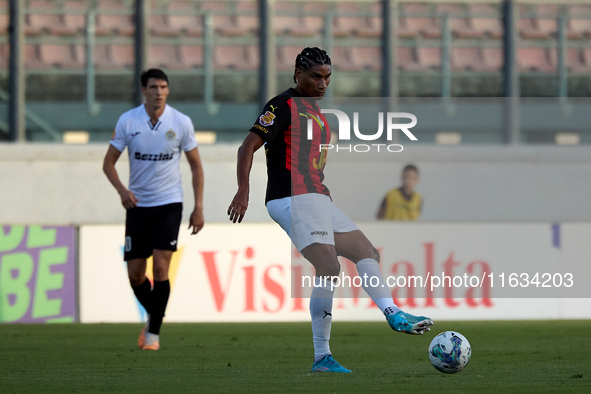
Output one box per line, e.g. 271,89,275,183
132,278,152,314
310,276,334,362
356,258,400,316
148,280,170,335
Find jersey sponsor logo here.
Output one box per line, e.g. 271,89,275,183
300,112,325,130
131,132,141,138
312,148,327,170
134,151,174,161
253,124,269,133
165,129,176,141
270,104,278,112
259,111,276,126
310,231,328,236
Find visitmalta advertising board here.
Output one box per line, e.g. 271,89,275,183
79,223,591,323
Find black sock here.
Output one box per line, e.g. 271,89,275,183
148,280,170,335
132,278,152,315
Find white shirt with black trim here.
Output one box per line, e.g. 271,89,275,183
110,104,198,207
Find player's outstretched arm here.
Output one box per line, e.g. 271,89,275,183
185,147,204,235
227,132,265,223
103,145,139,209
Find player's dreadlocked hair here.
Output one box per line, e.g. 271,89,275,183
293,47,332,83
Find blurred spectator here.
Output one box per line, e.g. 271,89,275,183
376,164,422,221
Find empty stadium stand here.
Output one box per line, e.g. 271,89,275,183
0,1,589,94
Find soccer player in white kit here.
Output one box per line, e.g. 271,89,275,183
228,48,433,372
103,69,204,350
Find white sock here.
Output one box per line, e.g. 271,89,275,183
310,276,334,362
356,258,401,316
145,332,159,342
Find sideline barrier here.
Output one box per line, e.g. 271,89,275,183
78,223,591,323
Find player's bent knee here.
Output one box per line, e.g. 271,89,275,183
152,266,169,281
128,272,145,287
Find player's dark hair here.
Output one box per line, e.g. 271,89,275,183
403,164,419,174
293,47,332,83
141,68,169,87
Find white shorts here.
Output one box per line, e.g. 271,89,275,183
267,193,359,252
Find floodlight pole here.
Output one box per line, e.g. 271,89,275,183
133,0,149,107
503,0,520,144
259,0,276,109
8,0,25,142
382,0,399,100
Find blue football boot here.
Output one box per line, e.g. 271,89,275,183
386,311,433,335
311,355,352,373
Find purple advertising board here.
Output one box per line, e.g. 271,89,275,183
0,225,76,323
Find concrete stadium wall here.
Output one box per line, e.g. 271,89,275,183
1,143,590,225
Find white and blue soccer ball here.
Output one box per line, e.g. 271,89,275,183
428,331,471,374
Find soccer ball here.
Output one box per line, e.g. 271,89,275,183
428,331,471,374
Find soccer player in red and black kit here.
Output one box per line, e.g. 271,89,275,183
228,48,433,373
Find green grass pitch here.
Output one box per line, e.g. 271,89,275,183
1,320,590,393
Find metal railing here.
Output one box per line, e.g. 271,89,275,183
3,0,591,143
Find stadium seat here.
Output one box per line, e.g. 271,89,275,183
214,45,258,71
24,44,47,69
167,1,202,37
110,45,134,68
96,0,134,36
400,4,441,39
300,2,325,36
39,44,84,69
149,45,185,70
518,47,555,72
0,9,7,35
235,1,259,33
276,46,302,71
26,1,79,36
333,3,362,38
329,46,359,71
93,44,134,70
350,47,382,71
568,5,591,38
481,48,503,71
520,5,557,40
179,45,204,68
469,4,503,39
582,48,591,71
535,5,558,36
151,14,180,37
436,4,482,38
333,3,381,39
398,46,426,72
417,47,441,69
63,1,88,33
564,48,581,72
274,3,314,37
452,47,499,72
202,2,242,37
451,47,479,71
94,44,115,70
0,44,8,68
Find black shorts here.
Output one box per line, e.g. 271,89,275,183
124,202,182,261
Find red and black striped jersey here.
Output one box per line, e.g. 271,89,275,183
249,88,331,204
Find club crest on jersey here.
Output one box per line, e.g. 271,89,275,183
165,129,176,140
259,111,275,126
